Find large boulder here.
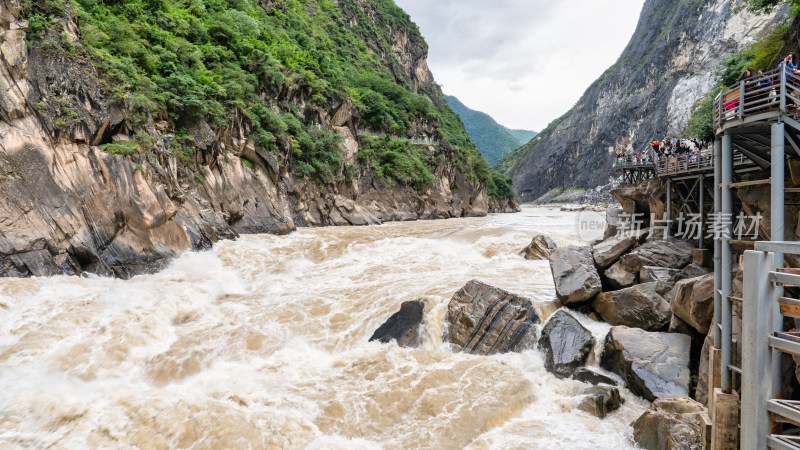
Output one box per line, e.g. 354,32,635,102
443,280,541,355
571,368,618,386
592,283,671,331
578,385,624,419
671,273,714,335
537,310,595,378
369,300,425,347
592,234,638,270
521,234,559,260
620,238,695,275
601,326,691,401
549,246,602,305
631,397,708,450
604,261,638,290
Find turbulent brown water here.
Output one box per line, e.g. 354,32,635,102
0,207,649,449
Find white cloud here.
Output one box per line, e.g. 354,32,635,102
394,0,646,130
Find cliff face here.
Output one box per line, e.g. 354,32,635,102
501,0,789,202
0,0,510,278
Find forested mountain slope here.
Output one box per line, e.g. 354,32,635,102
444,95,536,165
0,0,516,278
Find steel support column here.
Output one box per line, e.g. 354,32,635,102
714,137,722,348
740,250,773,450
772,121,785,399
666,178,672,237
721,132,733,392
699,174,705,249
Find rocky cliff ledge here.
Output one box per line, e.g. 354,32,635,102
0,1,516,278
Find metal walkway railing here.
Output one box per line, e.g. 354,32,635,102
742,241,800,449
714,66,800,132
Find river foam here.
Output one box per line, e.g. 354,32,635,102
0,207,648,449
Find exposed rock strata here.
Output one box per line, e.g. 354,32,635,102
443,280,541,355
504,0,789,201
0,0,507,278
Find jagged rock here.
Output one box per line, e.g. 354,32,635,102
577,385,624,419
537,310,595,378
604,261,638,290
671,273,714,335
549,246,602,305
601,326,691,401
620,238,696,275
592,234,637,270
640,266,681,284
443,280,541,355
571,368,617,386
369,300,425,348
680,263,709,280
592,283,671,331
521,234,559,260
631,397,708,450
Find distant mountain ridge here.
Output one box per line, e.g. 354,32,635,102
444,95,536,165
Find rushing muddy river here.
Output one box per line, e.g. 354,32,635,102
0,207,649,449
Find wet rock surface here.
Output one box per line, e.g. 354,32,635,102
521,234,559,260
631,397,708,450
549,246,602,305
369,300,425,348
593,283,671,331
577,385,624,419
601,326,691,401
443,280,541,355
571,368,618,386
537,310,595,378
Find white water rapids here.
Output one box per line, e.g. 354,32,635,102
0,207,650,449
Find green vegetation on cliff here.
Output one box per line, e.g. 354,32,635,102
444,95,536,165
685,22,791,142
22,0,508,196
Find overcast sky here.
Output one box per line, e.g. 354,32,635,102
394,0,646,131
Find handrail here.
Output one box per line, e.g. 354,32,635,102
714,66,800,129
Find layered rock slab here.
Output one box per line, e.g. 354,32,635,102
443,280,541,355
601,326,691,401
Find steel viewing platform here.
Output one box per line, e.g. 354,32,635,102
611,64,800,448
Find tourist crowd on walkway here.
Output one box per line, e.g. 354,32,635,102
722,52,800,115
614,138,713,168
